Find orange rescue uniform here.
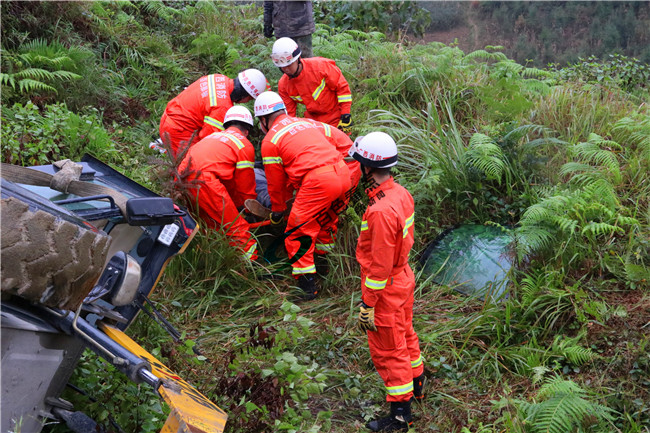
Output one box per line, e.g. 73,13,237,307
304,119,362,190
178,127,258,260
356,178,424,403
160,74,234,157
261,114,350,274
278,57,352,128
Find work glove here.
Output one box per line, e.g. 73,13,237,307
337,114,353,134
264,24,273,38
358,302,376,332
270,211,285,225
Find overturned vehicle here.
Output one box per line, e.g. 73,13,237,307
1,155,227,432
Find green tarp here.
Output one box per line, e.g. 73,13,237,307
420,224,514,300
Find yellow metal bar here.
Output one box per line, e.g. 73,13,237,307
102,324,228,433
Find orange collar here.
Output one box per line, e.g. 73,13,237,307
366,177,395,199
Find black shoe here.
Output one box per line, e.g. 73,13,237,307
366,401,412,432
297,274,319,300
315,254,330,277
412,372,426,401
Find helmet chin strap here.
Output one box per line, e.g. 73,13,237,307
284,59,303,79
260,117,269,134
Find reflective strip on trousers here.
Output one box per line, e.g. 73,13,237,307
385,381,414,397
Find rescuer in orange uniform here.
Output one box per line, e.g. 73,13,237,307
177,106,258,261
271,37,353,133
350,132,425,432
254,91,350,298
160,69,268,157
304,118,362,191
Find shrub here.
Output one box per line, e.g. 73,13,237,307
1,101,115,166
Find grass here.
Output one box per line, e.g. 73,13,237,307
4,2,649,432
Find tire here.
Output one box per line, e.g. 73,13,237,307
1,196,112,310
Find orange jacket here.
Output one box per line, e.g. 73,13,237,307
178,127,256,209
356,178,415,308
278,57,352,127
163,74,234,140
261,113,342,212
303,118,353,156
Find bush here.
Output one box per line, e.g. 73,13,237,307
1,101,115,166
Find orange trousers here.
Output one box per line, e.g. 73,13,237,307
189,179,257,261
160,112,199,158
285,161,350,275
366,267,424,402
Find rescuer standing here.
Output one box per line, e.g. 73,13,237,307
350,132,425,432
271,37,353,134
254,91,350,299
177,106,258,261
160,69,268,157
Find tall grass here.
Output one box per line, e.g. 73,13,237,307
4,3,650,432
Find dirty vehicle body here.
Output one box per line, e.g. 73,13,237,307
1,155,227,433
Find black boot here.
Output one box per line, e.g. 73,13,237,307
315,254,330,277
297,274,319,300
366,401,412,432
412,372,426,401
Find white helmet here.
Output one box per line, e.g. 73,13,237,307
224,105,254,127
254,91,286,117
238,69,268,98
271,37,301,67
349,132,398,168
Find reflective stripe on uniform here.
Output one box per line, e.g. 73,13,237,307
262,156,283,165
243,242,257,260
385,381,414,396
207,74,219,107
290,95,303,102
337,94,352,103
236,160,254,169
292,265,316,275
315,242,334,252
403,212,414,238
221,132,245,149
360,220,368,231
204,116,224,130
411,355,423,369
322,123,332,137
270,121,313,144
312,78,326,100
364,276,387,290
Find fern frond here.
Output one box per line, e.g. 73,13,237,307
581,178,619,208
616,215,639,227
573,138,621,180
18,78,57,93
521,376,615,433
13,67,56,81
581,222,623,237
1,73,16,89
520,270,548,304
521,195,570,223
49,70,82,81
494,60,524,75
464,49,508,62
465,133,507,184
522,67,553,79
551,336,598,365
553,216,578,234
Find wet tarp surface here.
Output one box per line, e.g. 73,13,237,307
420,224,514,300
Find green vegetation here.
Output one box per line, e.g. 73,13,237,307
2,1,648,432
